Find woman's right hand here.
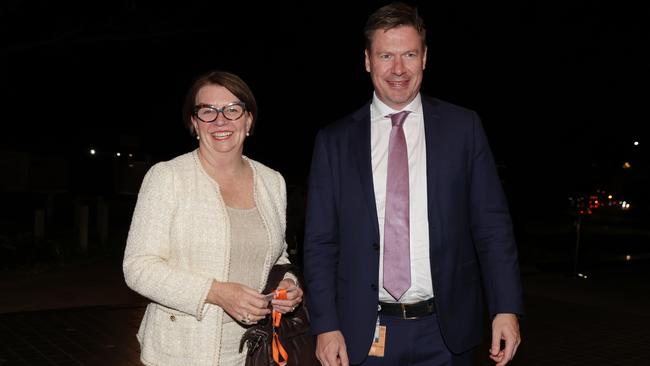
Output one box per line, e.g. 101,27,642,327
206,280,270,324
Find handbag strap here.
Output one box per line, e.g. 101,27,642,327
272,289,289,366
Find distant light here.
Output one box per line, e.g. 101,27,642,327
90,149,96,155
625,255,631,261
633,141,639,146
577,273,588,279
128,153,133,157
623,162,631,169
608,195,612,199
116,152,121,157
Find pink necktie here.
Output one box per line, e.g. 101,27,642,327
383,110,411,301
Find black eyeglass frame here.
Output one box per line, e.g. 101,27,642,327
192,101,247,122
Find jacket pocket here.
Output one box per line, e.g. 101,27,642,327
458,259,480,285
140,303,214,364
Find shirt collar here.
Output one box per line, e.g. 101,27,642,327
371,92,423,121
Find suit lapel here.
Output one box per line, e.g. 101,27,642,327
423,98,443,257
350,104,380,240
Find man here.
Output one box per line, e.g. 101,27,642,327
303,3,523,366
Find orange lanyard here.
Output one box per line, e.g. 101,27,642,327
272,289,288,366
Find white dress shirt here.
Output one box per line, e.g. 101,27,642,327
371,93,434,303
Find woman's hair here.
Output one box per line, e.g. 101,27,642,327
363,2,426,51
182,70,258,136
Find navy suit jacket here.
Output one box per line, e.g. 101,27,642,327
303,96,524,364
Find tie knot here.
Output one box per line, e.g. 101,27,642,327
388,111,411,127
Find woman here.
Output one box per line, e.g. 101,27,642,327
123,70,303,365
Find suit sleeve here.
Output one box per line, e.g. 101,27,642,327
303,130,341,334
468,113,524,317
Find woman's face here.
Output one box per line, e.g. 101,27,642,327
191,84,252,156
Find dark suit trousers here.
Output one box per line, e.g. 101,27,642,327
357,314,473,366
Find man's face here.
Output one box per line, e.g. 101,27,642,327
365,26,427,110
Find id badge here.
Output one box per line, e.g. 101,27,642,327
368,316,386,357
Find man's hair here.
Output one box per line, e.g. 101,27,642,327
182,70,258,136
363,2,426,51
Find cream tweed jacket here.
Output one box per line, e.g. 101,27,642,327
123,150,292,366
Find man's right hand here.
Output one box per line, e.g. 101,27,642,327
316,330,349,366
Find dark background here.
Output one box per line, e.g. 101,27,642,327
2,4,649,364
1,0,648,271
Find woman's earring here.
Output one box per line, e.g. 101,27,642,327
246,131,250,137
196,134,200,140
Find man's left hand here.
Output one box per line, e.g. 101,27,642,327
489,313,521,366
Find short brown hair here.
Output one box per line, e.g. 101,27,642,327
182,70,258,136
364,2,426,51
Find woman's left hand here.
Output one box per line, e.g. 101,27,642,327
270,279,304,314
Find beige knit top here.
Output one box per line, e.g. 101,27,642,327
223,206,268,323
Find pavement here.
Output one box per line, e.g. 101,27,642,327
1,256,649,366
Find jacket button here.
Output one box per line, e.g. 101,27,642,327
170,315,176,322
372,242,379,250
371,284,377,291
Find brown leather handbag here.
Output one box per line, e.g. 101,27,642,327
239,264,319,366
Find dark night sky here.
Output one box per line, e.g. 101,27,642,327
2,1,648,212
